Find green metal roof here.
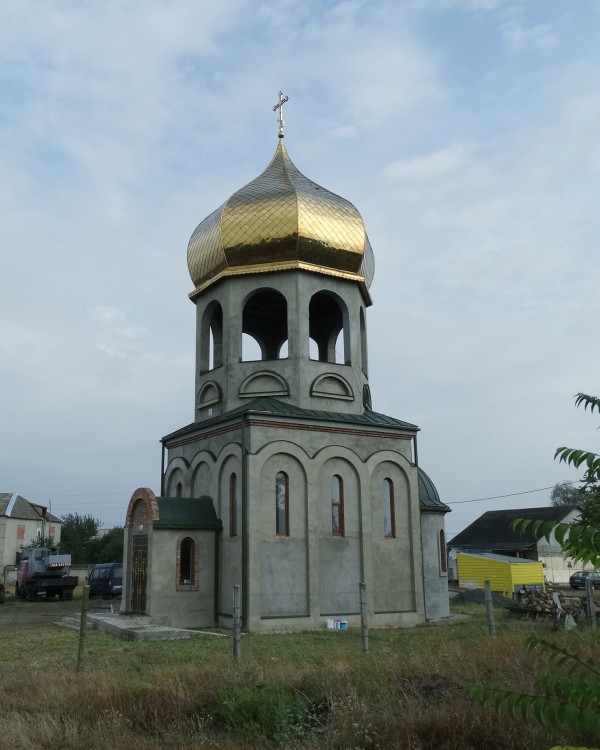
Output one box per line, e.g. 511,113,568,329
154,496,222,530
162,396,418,443
418,468,451,514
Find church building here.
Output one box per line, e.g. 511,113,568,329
122,96,450,631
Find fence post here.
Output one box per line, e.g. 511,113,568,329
484,580,496,636
76,584,88,673
585,576,597,629
233,584,242,661
359,582,369,653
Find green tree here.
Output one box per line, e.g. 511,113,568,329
469,393,600,746
27,535,56,549
87,527,124,564
469,518,600,743
59,513,101,563
555,393,600,529
578,486,600,529
550,481,582,507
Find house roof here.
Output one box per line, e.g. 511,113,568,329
449,505,579,551
162,396,419,443
0,493,62,524
458,551,543,564
153,496,222,531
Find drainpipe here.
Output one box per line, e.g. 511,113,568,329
214,529,220,625
160,440,165,495
413,433,419,467
241,413,249,631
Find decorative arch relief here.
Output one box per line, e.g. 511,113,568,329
238,370,290,399
197,380,222,408
310,373,354,401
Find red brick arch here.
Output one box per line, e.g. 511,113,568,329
125,487,160,528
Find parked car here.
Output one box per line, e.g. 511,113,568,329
0,582,5,603
569,570,600,589
87,563,123,598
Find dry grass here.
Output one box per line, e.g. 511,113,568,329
0,604,597,749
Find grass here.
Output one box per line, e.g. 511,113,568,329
0,601,598,749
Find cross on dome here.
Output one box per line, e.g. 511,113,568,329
272,91,289,138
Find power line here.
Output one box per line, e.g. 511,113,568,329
447,480,581,505
26,480,584,508
29,492,131,498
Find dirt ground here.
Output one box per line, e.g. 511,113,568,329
0,588,117,626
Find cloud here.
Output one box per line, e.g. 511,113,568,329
499,21,559,51
1,0,599,535
382,143,473,181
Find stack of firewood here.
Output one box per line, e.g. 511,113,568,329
519,587,598,617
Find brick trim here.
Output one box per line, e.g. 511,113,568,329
125,488,160,528
167,423,240,449
246,419,413,441
166,417,412,451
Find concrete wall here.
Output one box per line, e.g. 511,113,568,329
258,451,309,618
149,529,216,629
369,460,417,614
193,271,369,418
218,452,242,619
244,436,425,632
420,513,450,620
161,409,432,632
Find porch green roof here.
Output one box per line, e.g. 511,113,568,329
418,468,451,514
154,496,222,531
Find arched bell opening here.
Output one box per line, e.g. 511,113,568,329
199,301,223,373
242,289,288,362
309,291,350,365
360,307,368,376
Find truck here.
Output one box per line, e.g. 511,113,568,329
15,547,78,601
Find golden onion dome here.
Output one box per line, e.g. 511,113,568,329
187,140,375,298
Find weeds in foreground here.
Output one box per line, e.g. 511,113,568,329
0,608,593,750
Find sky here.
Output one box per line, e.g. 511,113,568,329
1,0,599,538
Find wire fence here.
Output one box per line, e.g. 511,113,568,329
3,576,596,673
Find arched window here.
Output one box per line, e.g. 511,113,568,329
360,307,368,376
242,289,288,361
275,471,289,536
229,473,237,537
331,475,344,536
179,537,195,585
176,482,183,498
439,530,447,574
200,302,223,373
309,292,350,365
382,478,395,539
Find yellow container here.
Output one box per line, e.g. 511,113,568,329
457,552,544,595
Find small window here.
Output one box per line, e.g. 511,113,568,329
176,482,183,498
275,472,289,536
179,537,195,584
16,524,25,540
331,475,344,536
439,530,447,575
230,473,237,537
382,478,395,539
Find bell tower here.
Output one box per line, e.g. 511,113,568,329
186,101,375,421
